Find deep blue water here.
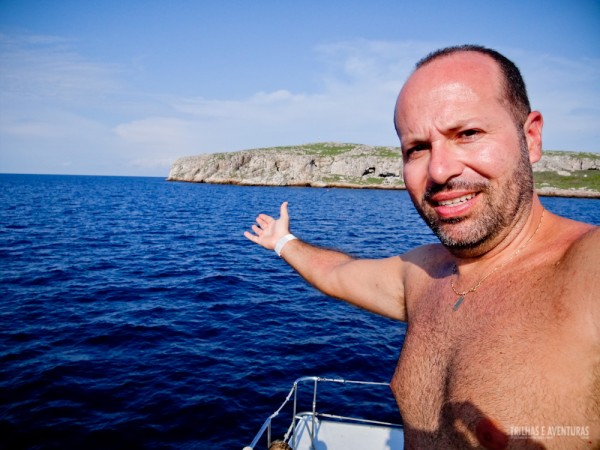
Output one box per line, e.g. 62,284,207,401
0,175,598,450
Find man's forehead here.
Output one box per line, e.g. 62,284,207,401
405,51,501,94
396,53,503,116
394,52,506,140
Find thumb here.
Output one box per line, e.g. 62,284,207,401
279,201,290,226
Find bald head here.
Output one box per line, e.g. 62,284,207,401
395,45,532,137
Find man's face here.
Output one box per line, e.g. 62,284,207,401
395,52,535,256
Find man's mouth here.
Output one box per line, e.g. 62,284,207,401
437,193,477,207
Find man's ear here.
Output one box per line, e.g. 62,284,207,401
523,111,544,164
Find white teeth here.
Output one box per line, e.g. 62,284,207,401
439,193,476,206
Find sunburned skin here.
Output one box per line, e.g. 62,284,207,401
392,215,599,448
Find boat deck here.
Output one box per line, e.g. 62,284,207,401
293,414,404,450
243,376,404,450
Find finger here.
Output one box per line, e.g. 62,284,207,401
251,224,262,235
280,201,289,223
243,231,257,242
257,214,273,224
257,216,273,228
256,219,269,231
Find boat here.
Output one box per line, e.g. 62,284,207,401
243,376,405,450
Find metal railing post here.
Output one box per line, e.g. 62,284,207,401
310,378,318,449
291,381,298,449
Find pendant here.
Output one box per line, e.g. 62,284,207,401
453,295,465,311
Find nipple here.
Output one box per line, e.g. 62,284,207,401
475,418,509,450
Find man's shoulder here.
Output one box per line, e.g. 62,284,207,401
552,211,598,251
403,242,447,259
562,221,600,267
551,219,600,309
577,223,600,245
401,243,450,276
558,223,600,339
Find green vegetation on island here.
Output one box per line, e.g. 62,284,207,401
170,142,600,197
534,170,600,192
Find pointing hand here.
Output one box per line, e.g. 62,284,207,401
244,202,291,250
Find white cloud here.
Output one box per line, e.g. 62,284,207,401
113,40,433,159
1,33,599,176
0,33,122,102
518,52,600,151
115,117,195,146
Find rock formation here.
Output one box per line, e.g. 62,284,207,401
167,143,600,197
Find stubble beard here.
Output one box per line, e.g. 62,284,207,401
414,133,534,256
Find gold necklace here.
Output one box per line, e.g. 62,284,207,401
451,209,545,311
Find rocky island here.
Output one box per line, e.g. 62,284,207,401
167,142,600,198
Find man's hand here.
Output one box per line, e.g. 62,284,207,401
244,202,291,250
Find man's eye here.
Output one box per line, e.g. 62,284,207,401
460,129,480,139
405,143,428,155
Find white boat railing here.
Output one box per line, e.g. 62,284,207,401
243,376,402,450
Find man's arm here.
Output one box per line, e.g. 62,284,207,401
244,202,407,321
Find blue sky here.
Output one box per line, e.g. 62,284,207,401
1,0,599,176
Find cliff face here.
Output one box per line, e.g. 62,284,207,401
533,152,600,172
167,143,600,195
167,143,406,188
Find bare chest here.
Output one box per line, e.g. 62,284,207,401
391,269,599,448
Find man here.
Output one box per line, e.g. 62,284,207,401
244,45,599,449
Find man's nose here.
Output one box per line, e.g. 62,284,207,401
428,141,464,185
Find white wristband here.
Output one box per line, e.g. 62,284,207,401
274,234,297,257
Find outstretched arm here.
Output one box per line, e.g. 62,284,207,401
244,202,406,321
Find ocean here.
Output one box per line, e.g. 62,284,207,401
0,174,598,449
